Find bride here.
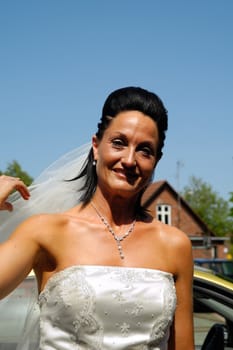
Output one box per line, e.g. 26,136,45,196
0,86,194,350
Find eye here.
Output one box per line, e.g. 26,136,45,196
139,146,155,158
111,138,126,148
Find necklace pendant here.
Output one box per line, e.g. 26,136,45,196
117,243,125,259
119,252,125,259
91,202,136,260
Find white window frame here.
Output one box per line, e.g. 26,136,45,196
156,204,171,225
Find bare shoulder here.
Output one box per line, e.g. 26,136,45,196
149,219,193,275
9,212,67,241
153,219,192,249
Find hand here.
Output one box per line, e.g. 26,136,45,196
0,175,30,211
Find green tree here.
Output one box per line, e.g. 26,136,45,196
0,160,33,186
182,176,233,237
230,192,233,217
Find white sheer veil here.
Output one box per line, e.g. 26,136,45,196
0,142,91,350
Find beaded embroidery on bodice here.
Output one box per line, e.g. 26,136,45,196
39,265,176,350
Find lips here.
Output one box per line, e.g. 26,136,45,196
113,168,139,182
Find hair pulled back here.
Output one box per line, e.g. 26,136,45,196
73,86,168,206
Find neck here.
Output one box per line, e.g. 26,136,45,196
91,190,138,226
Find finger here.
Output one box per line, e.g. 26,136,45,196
16,185,30,200
0,176,30,202
0,201,13,212
7,177,30,199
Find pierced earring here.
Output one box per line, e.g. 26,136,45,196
93,160,96,166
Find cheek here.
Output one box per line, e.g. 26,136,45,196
138,162,156,186
98,147,119,166
140,158,156,173
142,170,154,184
95,151,112,176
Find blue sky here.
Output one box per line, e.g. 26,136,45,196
1,1,233,200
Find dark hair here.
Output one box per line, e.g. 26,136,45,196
72,86,168,208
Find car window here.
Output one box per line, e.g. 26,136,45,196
194,309,226,348
193,273,233,350
194,296,233,344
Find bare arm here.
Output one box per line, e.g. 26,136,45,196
0,175,30,211
0,216,40,299
0,175,37,298
168,231,195,350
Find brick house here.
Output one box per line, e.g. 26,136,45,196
141,180,229,259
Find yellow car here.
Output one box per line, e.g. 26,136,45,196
194,258,233,281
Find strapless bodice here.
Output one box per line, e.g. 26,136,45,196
38,265,176,350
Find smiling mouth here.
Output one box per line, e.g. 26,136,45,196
113,169,138,182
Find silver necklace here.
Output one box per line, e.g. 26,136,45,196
91,202,136,260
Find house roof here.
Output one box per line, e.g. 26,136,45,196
142,180,215,236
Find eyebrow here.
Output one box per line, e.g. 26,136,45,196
109,132,156,148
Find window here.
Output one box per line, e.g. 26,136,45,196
156,204,171,225
193,270,233,349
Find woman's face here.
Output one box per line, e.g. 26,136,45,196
92,110,159,199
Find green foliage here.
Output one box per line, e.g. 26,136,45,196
182,176,233,237
0,160,33,186
229,192,233,218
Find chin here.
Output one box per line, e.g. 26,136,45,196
111,183,144,198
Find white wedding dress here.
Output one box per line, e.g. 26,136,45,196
38,265,176,350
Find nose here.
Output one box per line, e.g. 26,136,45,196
121,149,136,168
